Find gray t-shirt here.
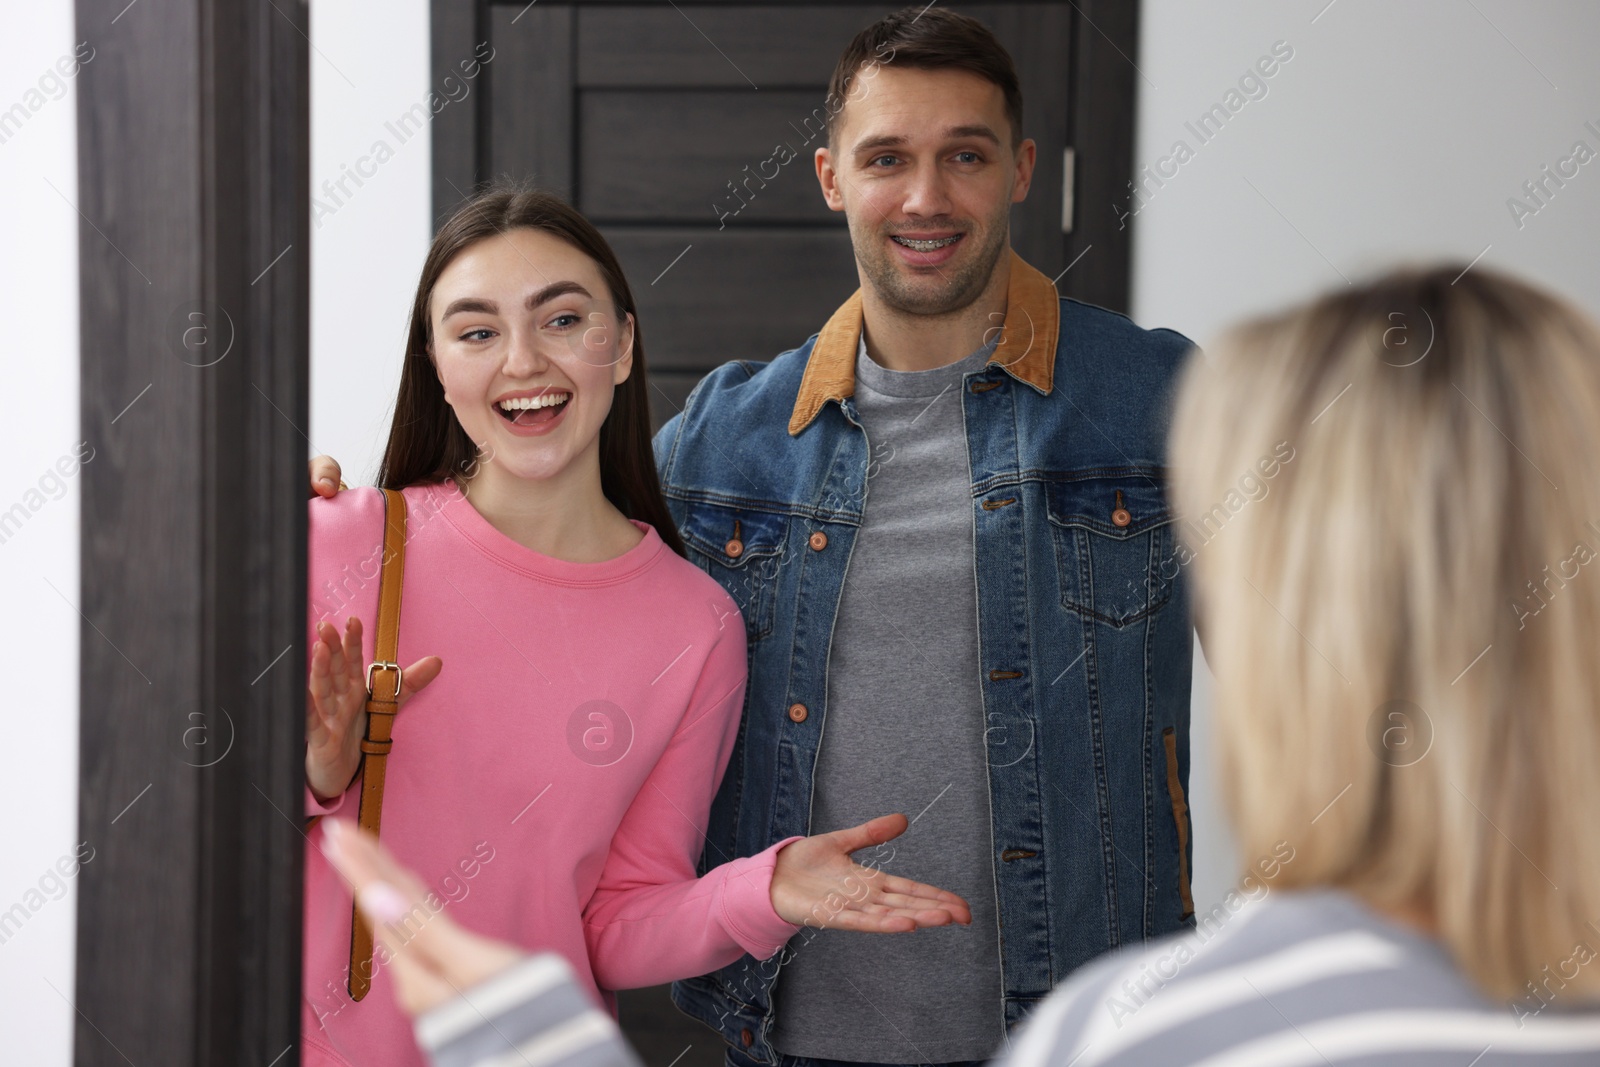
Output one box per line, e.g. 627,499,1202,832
771,335,1006,1063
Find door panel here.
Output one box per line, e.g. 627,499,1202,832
608,228,858,370
488,5,575,199
580,90,844,223
576,5,902,87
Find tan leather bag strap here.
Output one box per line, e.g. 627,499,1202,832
347,487,408,1001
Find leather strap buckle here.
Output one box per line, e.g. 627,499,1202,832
365,660,402,699
346,488,408,1003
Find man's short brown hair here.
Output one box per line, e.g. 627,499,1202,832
826,7,1024,148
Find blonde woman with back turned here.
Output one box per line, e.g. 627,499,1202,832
1003,265,1600,1064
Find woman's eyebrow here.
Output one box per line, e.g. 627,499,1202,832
526,280,591,309
439,281,592,322
440,296,497,320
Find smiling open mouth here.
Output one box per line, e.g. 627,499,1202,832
496,391,571,426
891,234,963,252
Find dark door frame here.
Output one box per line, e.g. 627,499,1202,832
431,0,1140,311
73,0,309,1063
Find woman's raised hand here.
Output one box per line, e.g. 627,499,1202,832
769,813,972,932
306,615,443,801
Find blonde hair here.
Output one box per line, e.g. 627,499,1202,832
1171,264,1600,1004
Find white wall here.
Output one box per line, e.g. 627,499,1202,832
1129,0,1600,913
0,4,84,1058
309,0,434,485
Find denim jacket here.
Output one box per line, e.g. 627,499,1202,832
654,251,1197,1063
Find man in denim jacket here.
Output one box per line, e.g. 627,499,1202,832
659,9,1196,1067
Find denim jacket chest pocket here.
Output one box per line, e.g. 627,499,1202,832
678,500,790,642
1046,473,1177,627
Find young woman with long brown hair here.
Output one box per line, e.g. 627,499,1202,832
299,182,969,1067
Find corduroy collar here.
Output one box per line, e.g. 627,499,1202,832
788,248,1060,436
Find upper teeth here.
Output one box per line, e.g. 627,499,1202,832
893,235,960,252
499,393,569,411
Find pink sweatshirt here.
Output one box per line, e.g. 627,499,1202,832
301,483,799,1067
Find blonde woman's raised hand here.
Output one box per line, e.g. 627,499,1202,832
319,818,524,1016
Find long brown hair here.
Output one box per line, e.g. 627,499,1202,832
377,180,686,558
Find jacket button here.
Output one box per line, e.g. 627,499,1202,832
740,1028,754,1047
808,531,828,551
1111,489,1131,528
725,538,744,558
788,702,808,723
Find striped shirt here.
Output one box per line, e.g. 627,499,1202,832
999,889,1600,1067
416,954,638,1067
